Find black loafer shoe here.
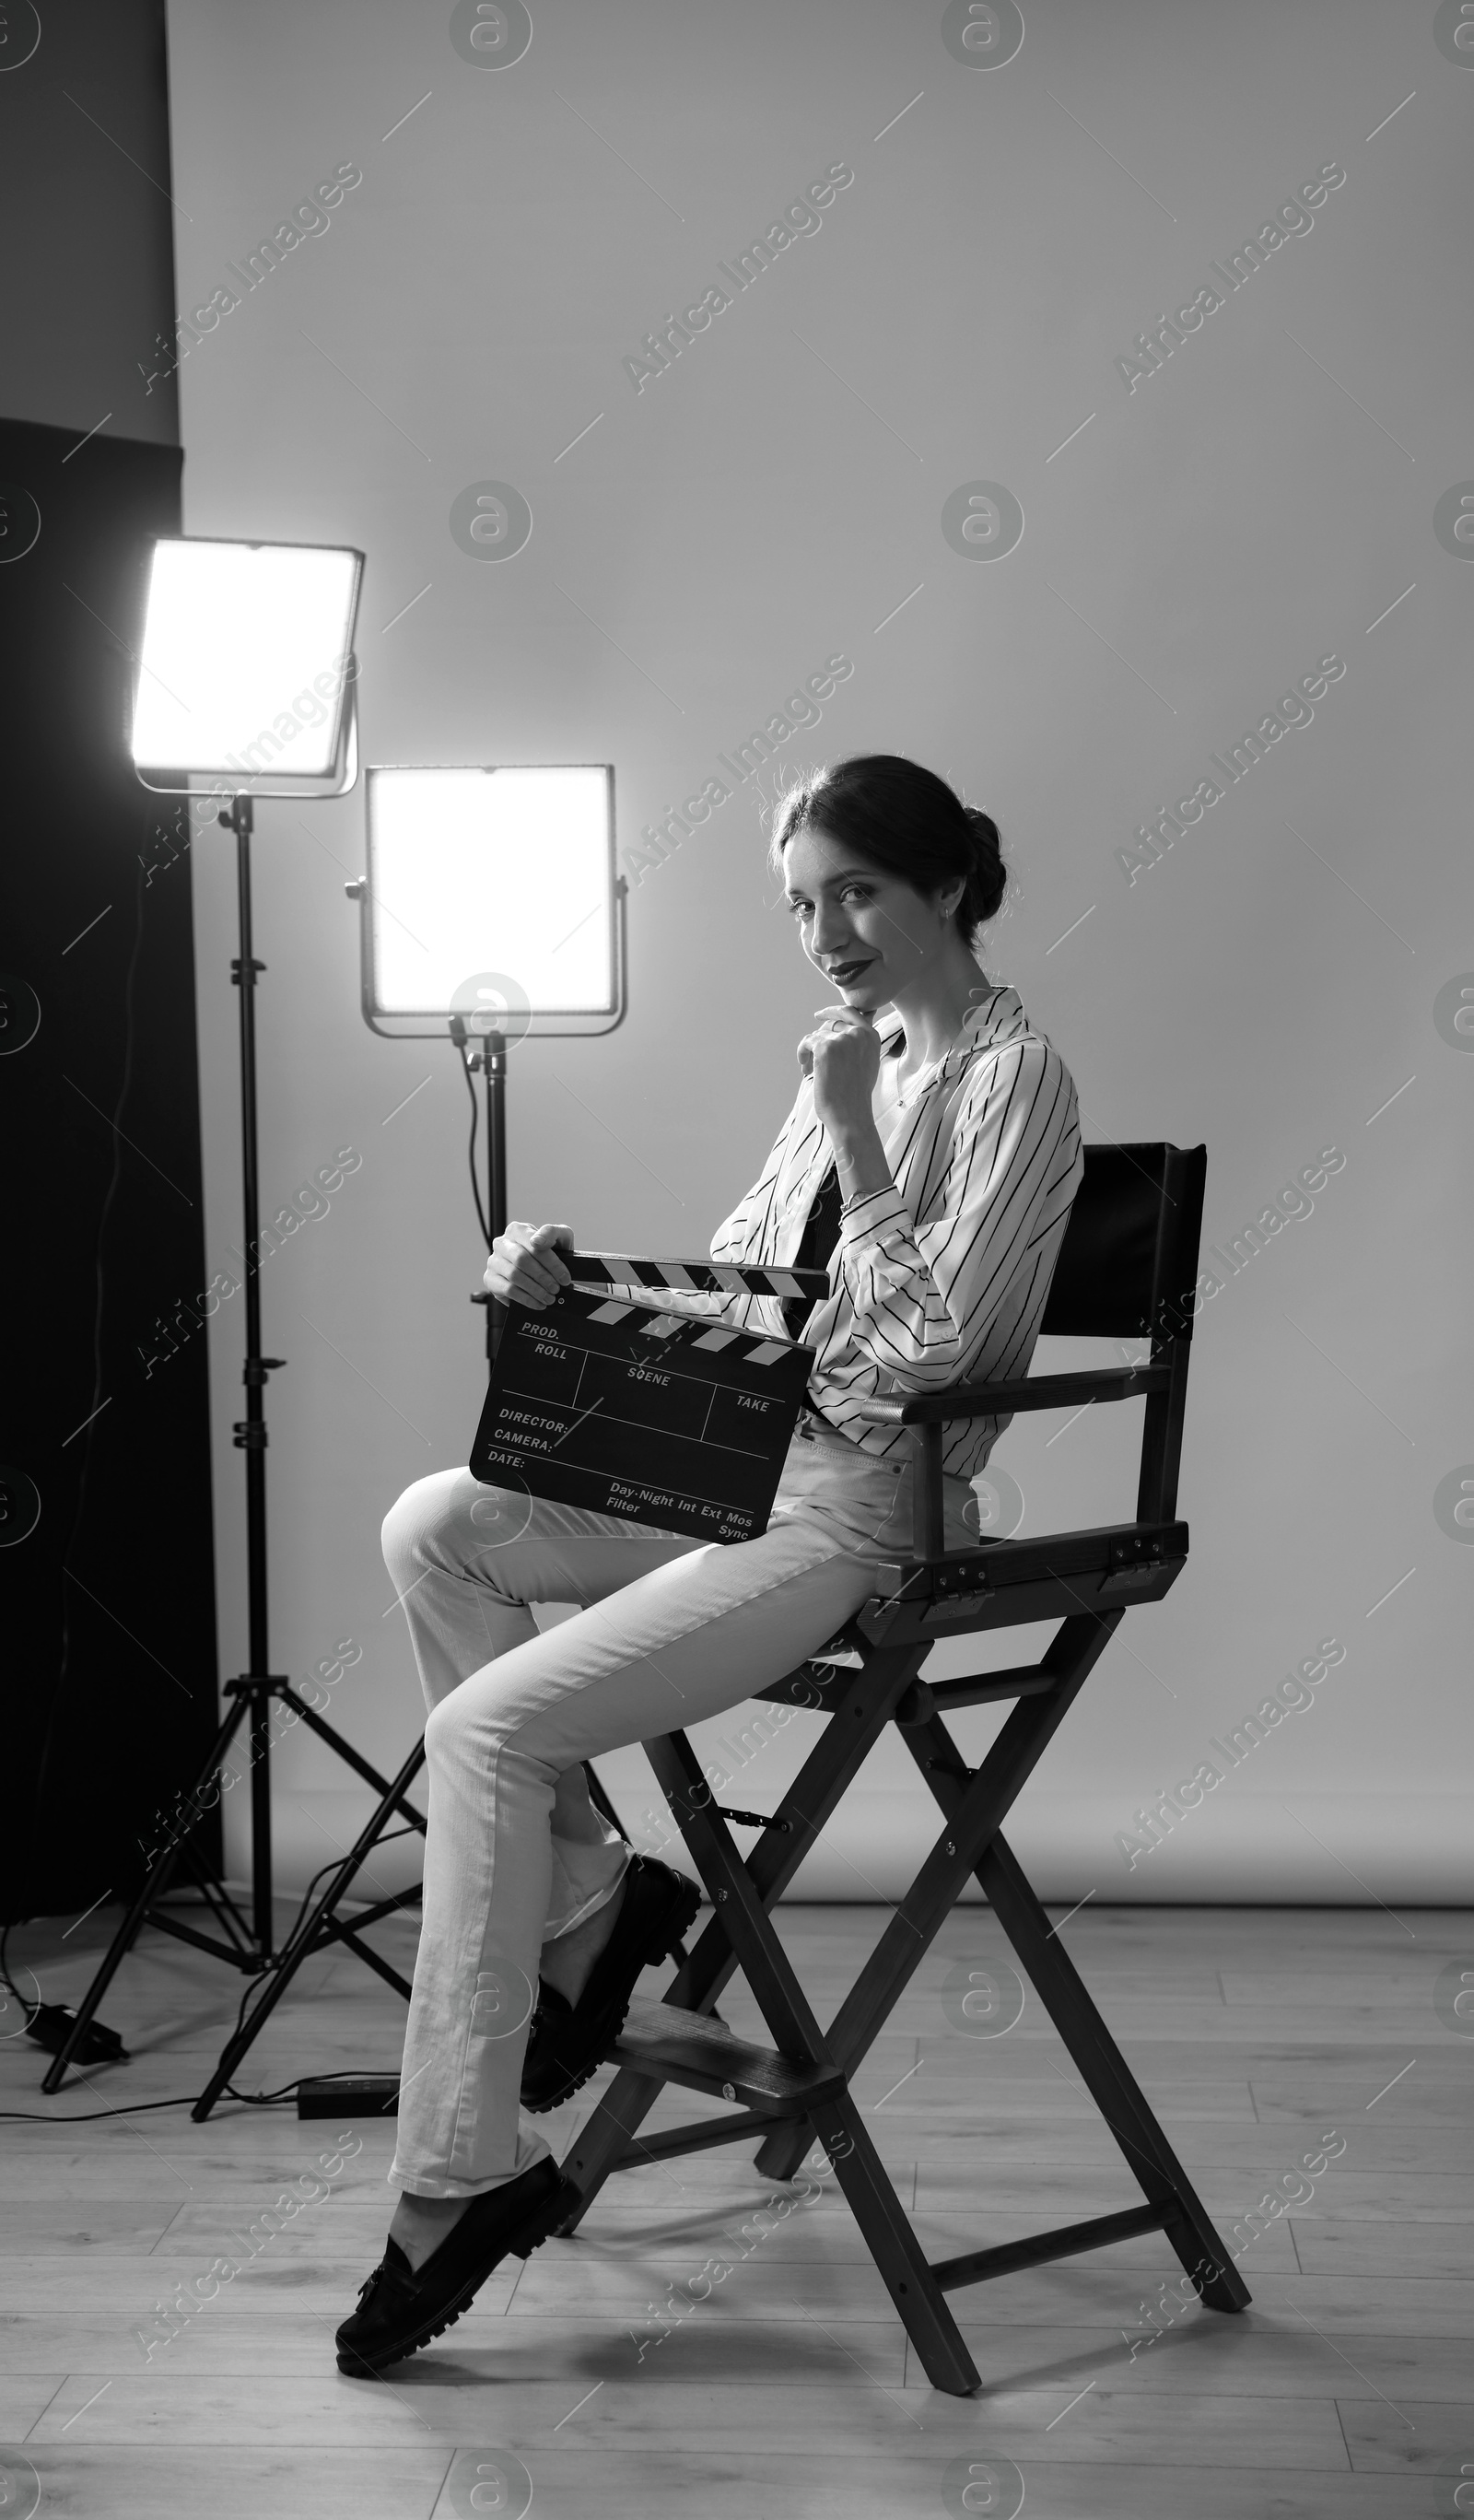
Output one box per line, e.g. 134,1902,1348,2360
521,1854,701,2114
335,2155,579,2377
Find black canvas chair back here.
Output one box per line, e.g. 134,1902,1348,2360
1042,1140,1201,1339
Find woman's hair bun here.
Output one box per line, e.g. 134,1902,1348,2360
962,805,1007,926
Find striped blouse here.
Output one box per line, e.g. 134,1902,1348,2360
591,977,1082,1482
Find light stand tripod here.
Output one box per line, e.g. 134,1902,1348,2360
43,794,431,2096
165,995,627,2121
51,752,636,2109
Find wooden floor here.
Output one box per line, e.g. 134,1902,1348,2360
1,1894,1470,2517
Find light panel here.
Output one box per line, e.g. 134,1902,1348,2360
131,537,361,781
365,764,615,1021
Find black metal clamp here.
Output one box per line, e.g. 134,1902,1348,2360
1098,1524,1182,1593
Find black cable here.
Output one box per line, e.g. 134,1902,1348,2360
0,2072,389,2122
0,2094,208,2121
0,1831,422,2120
216,1828,422,2104
0,1922,41,2032
455,1034,492,1249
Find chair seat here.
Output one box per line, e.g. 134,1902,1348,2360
860,1518,1188,1639
609,1995,847,2111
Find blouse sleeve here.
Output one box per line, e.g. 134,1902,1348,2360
834,1035,1081,1389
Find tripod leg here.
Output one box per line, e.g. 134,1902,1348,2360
190,1734,427,2121
41,1698,251,2094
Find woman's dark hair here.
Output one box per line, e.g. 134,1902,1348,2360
766,754,1007,941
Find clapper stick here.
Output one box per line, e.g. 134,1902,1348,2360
567,1253,832,1301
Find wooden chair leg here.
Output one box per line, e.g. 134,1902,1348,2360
793,1619,1115,2113
556,1662,925,2221
906,1682,1248,2315
807,2092,981,2397
668,1644,931,2016
555,2062,668,2233
977,1833,1249,2312
752,2112,815,2182
644,1729,833,2066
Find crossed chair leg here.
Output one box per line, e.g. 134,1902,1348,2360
551,1609,1248,2396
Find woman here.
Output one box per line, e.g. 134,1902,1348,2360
336,753,1083,2376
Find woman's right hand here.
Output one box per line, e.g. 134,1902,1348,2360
483,1221,575,1311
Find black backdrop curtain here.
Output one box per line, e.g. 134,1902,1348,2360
1,415,222,1919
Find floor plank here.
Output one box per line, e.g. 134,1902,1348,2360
21,2369,1349,2460
1286,2221,1474,2280
1338,2396,1474,2474
0,2446,1455,2520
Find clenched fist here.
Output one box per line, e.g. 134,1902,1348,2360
798,1003,882,1142
483,1220,575,1312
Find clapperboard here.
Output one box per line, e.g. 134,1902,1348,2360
470,1253,832,1543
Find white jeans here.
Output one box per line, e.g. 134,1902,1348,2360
381,1416,976,2198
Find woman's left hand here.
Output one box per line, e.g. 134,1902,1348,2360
799,1004,882,1142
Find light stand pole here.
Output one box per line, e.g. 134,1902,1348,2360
460,1023,508,1361
224,791,287,1955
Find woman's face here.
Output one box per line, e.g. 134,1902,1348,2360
782,824,962,1010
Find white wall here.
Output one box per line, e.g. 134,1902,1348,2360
164,0,1472,1904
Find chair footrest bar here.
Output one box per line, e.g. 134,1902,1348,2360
609,1997,846,2111
610,2106,801,2169
931,2200,1170,2291
928,1672,1059,1711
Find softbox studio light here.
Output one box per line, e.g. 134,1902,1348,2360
345,761,626,1352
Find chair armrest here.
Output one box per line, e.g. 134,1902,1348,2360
847,1365,1170,1427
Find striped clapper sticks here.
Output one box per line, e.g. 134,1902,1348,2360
561,1253,830,1302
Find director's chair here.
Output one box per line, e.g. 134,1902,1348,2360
551,1140,1251,2396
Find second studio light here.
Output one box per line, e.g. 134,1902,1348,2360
356,761,623,1041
